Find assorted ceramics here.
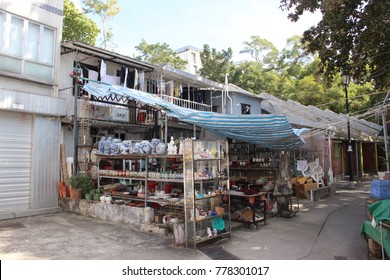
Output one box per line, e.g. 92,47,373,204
139,140,152,154
156,143,167,154
96,137,190,156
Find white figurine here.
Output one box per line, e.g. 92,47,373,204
207,227,212,237
167,136,177,155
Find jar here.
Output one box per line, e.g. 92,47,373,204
104,137,112,154
105,194,112,203
98,136,106,154
156,143,167,154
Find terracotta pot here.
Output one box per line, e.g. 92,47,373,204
59,181,67,198
70,188,82,199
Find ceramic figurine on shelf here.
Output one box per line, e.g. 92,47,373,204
167,136,177,155
207,227,212,237
178,138,184,155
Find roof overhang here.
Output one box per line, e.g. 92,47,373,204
61,41,155,72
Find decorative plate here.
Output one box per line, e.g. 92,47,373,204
90,149,98,163
78,148,90,163
90,165,98,179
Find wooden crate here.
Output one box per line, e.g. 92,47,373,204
367,238,382,259
295,183,319,199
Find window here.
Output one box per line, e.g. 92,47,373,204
241,103,251,114
0,11,56,83
191,52,196,63
26,22,40,60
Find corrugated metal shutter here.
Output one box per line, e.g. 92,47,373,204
0,111,32,212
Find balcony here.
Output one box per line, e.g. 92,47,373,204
159,94,212,112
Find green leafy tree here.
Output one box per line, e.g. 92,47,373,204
82,0,120,50
134,39,187,70
280,0,390,90
230,61,278,94
240,36,279,70
199,44,235,83
62,0,99,45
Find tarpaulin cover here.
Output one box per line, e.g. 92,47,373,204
83,83,304,150
360,199,390,258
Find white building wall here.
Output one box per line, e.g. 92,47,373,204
176,46,203,75
0,0,65,219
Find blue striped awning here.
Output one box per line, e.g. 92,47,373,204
83,83,304,150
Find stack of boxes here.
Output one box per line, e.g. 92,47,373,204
292,176,319,199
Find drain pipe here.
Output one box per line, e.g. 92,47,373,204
225,73,232,114
327,129,334,185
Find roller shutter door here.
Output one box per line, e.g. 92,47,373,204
0,111,32,212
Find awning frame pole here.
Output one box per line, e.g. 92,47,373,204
382,88,390,174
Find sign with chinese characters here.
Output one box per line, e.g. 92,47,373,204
92,105,129,123
112,108,129,122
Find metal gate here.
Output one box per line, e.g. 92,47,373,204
0,111,32,212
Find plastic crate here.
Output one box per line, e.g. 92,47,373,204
370,180,390,199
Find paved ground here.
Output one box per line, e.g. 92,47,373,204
0,179,376,260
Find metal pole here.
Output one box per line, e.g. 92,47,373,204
327,131,333,185
344,84,354,181
381,88,390,174
73,83,79,176
355,141,360,181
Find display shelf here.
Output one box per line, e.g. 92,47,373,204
183,139,231,249
229,191,266,228
96,152,185,215
194,231,230,244
195,212,229,222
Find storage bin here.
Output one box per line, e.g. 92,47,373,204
370,180,390,199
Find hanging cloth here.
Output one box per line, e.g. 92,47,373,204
99,60,107,81
123,67,129,88
88,70,98,82
174,82,179,97
138,71,145,91
134,69,139,89
296,160,308,172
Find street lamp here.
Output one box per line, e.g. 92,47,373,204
341,70,354,182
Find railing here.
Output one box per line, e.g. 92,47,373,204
159,94,212,112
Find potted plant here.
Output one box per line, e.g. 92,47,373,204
69,173,94,199
85,190,94,201
92,188,103,201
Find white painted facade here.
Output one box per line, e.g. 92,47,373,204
176,45,202,75
0,0,66,219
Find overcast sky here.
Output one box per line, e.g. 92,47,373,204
72,0,321,61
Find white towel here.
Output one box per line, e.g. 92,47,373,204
88,70,98,81
296,160,308,171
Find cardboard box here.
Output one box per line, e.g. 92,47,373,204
295,183,319,199
297,176,307,185
368,238,382,259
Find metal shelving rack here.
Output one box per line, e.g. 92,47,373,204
183,139,231,249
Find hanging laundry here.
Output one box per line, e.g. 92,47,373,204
134,69,139,89
88,69,98,82
120,66,126,84
101,74,120,85
166,81,174,96
99,60,107,81
138,71,145,91
174,82,179,97
296,160,308,172
126,69,135,89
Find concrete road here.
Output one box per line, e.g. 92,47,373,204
0,182,372,260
